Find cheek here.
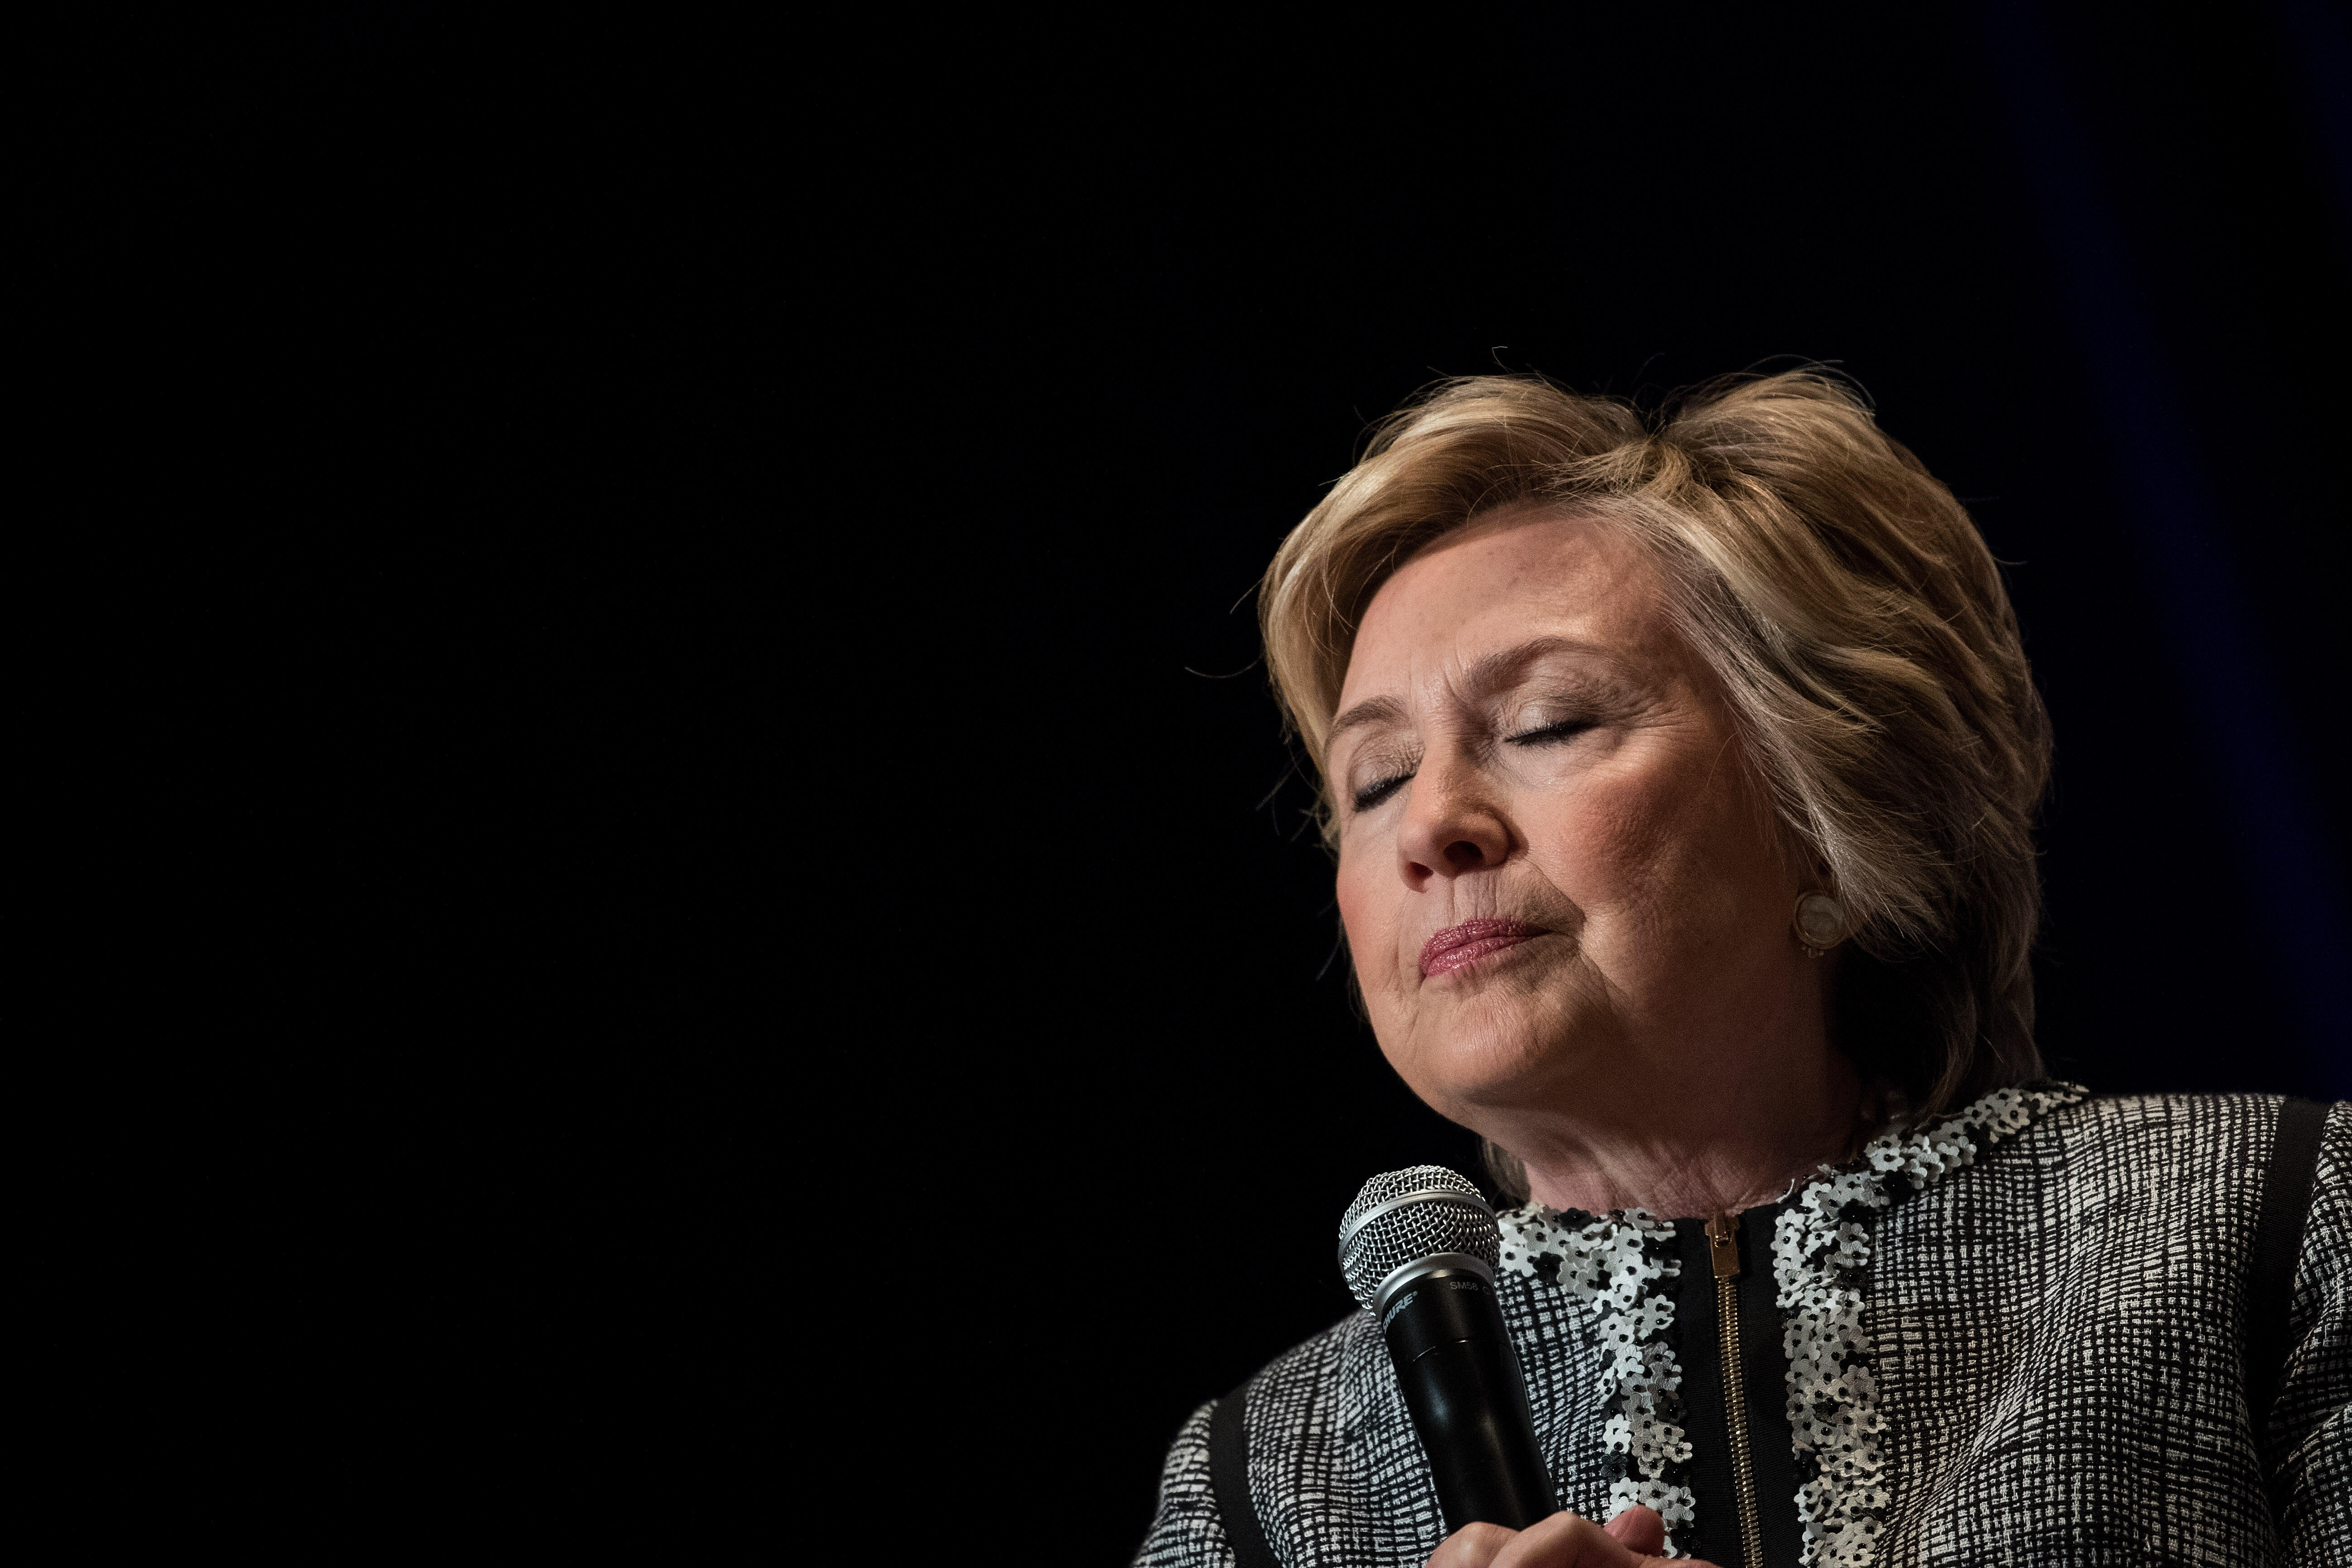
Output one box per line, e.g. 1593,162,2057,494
1333,849,1395,984
1597,781,1784,957
1522,777,1663,901
1529,754,1748,911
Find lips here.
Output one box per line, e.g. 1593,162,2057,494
1419,918,1545,978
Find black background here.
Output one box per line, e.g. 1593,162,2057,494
67,3,2347,1554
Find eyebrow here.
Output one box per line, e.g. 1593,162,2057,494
1326,694,1408,752
1324,636,1617,757
1464,635,1616,695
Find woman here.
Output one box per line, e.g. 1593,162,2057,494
1134,372,2346,1566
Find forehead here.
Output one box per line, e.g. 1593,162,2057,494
1339,508,1666,703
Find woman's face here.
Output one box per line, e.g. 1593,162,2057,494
1330,507,1819,1133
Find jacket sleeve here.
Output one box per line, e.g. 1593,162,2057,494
2274,1101,2352,1564
1134,1400,1239,1568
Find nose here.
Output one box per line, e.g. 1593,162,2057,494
1394,754,1514,885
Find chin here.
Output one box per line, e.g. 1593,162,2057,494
1385,993,1594,1120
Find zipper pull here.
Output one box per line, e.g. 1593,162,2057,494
1705,1212,1742,1279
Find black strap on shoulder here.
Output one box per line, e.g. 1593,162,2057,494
2248,1096,2330,1425
1209,1378,1280,1568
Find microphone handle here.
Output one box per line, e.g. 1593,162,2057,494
1382,1266,1558,1530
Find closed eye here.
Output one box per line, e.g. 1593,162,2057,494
1351,771,1413,812
1505,717,1592,747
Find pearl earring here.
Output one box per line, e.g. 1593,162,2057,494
1794,891,1849,957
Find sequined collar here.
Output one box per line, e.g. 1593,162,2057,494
1497,1081,2090,1562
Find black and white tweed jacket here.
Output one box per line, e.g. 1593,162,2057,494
1137,1087,2350,1566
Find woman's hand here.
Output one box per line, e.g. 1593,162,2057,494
1424,1506,1720,1568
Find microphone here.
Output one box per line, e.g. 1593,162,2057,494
1337,1165,1557,1531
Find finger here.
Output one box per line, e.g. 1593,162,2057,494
1602,1506,1664,1555
1487,1511,1636,1568
1425,1522,1518,1568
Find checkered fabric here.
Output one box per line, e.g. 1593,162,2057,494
1134,1090,2351,1567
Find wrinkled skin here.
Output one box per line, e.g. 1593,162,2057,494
1330,505,1862,1221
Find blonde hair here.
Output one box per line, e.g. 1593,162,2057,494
1260,370,2050,1143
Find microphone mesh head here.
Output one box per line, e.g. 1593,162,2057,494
1336,1164,1500,1311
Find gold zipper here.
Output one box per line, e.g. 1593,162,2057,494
1706,1213,1765,1568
